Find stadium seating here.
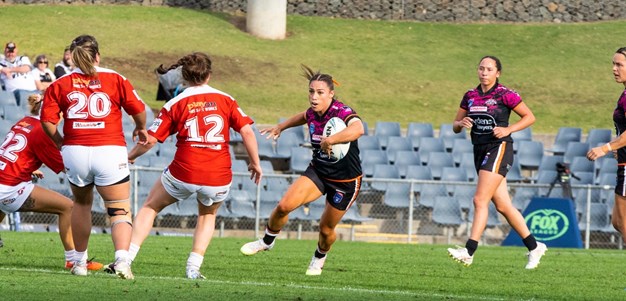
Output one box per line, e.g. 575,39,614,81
563,142,590,164
585,128,612,147
393,151,421,178
417,137,446,164
517,140,544,171
289,147,312,174
439,123,467,152
385,136,412,164
549,127,582,155
374,121,401,150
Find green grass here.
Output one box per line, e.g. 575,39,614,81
0,232,625,300
1,5,624,134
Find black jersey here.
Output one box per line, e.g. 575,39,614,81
460,83,523,145
305,100,362,180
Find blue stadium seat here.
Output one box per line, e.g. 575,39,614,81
361,149,389,177
563,142,589,164
517,140,544,171
289,147,312,174
394,151,421,178
585,128,612,147
549,127,582,155
417,137,445,165
385,136,412,164
426,152,454,180
374,121,401,150
439,123,467,152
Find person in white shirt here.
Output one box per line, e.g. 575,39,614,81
0,42,37,103
31,54,56,92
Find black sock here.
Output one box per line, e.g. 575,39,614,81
314,244,328,259
465,239,479,256
262,226,279,245
523,235,538,251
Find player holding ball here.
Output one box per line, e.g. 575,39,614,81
240,65,364,276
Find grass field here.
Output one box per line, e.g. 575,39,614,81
1,5,625,133
0,231,624,300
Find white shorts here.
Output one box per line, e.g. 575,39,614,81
0,181,35,213
161,168,231,207
62,145,130,187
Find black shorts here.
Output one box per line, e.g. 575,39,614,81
615,165,626,197
474,141,513,177
303,165,362,211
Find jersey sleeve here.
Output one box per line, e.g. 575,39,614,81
502,90,522,109
460,92,470,110
41,83,62,124
119,76,146,116
147,107,174,143
34,127,64,173
229,100,254,132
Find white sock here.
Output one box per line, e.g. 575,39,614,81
115,250,130,263
186,252,204,271
65,250,76,262
129,243,140,262
75,250,88,264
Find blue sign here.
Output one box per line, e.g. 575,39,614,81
502,197,582,248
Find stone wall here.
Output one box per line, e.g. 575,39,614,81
3,0,626,23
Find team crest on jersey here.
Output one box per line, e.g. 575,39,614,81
332,191,345,204
309,123,315,138
485,98,497,107
16,121,33,132
149,118,162,132
1,198,16,205
204,102,217,111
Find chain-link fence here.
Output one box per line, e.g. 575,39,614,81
3,166,621,249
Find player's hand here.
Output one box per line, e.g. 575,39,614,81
457,117,474,129
248,162,263,184
587,145,608,161
133,128,149,145
492,126,511,139
32,170,44,179
259,126,281,141
320,137,333,156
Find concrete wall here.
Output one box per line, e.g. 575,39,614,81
5,0,624,23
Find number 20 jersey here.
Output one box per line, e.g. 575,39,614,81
148,85,254,186
41,67,146,146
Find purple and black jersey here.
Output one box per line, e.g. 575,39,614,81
460,83,522,145
612,89,626,164
306,99,362,180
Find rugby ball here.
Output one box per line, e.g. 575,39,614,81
323,117,350,161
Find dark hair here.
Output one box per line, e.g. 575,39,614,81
616,47,626,58
70,35,99,77
156,52,212,86
35,54,48,65
301,64,337,91
480,55,502,72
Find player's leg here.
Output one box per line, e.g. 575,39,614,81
241,174,322,255
129,177,179,260
611,194,626,243
22,186,74,252
186,201,222,279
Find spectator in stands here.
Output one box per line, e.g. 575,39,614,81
447,56,547,269
31,54,56,92
54,46,73,78
117,52,262,279
40,34,147,279
587,47,626,245
0,42,37,102
240,65,364,276
0,94,103,272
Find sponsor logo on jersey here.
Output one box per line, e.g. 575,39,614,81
72,78,91,88
118,163,128,170
88,79,101,89
469,106,488,112
73,121,105,129
15,121,33,133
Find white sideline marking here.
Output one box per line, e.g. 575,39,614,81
0,266,506,301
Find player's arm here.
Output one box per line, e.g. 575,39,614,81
324,118,364,145
260,111,307,140
0,211,5,224
240,124,262,184
130,111,148,145
452,108,472,133
41,121,63,149
588,115,626,160
128,134,158,164
493,102,535,139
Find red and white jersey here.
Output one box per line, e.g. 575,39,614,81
149,85,254,186
41,66,145,146
0,116,64,186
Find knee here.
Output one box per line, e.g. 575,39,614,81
274,203,293,217
319,224,334,238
